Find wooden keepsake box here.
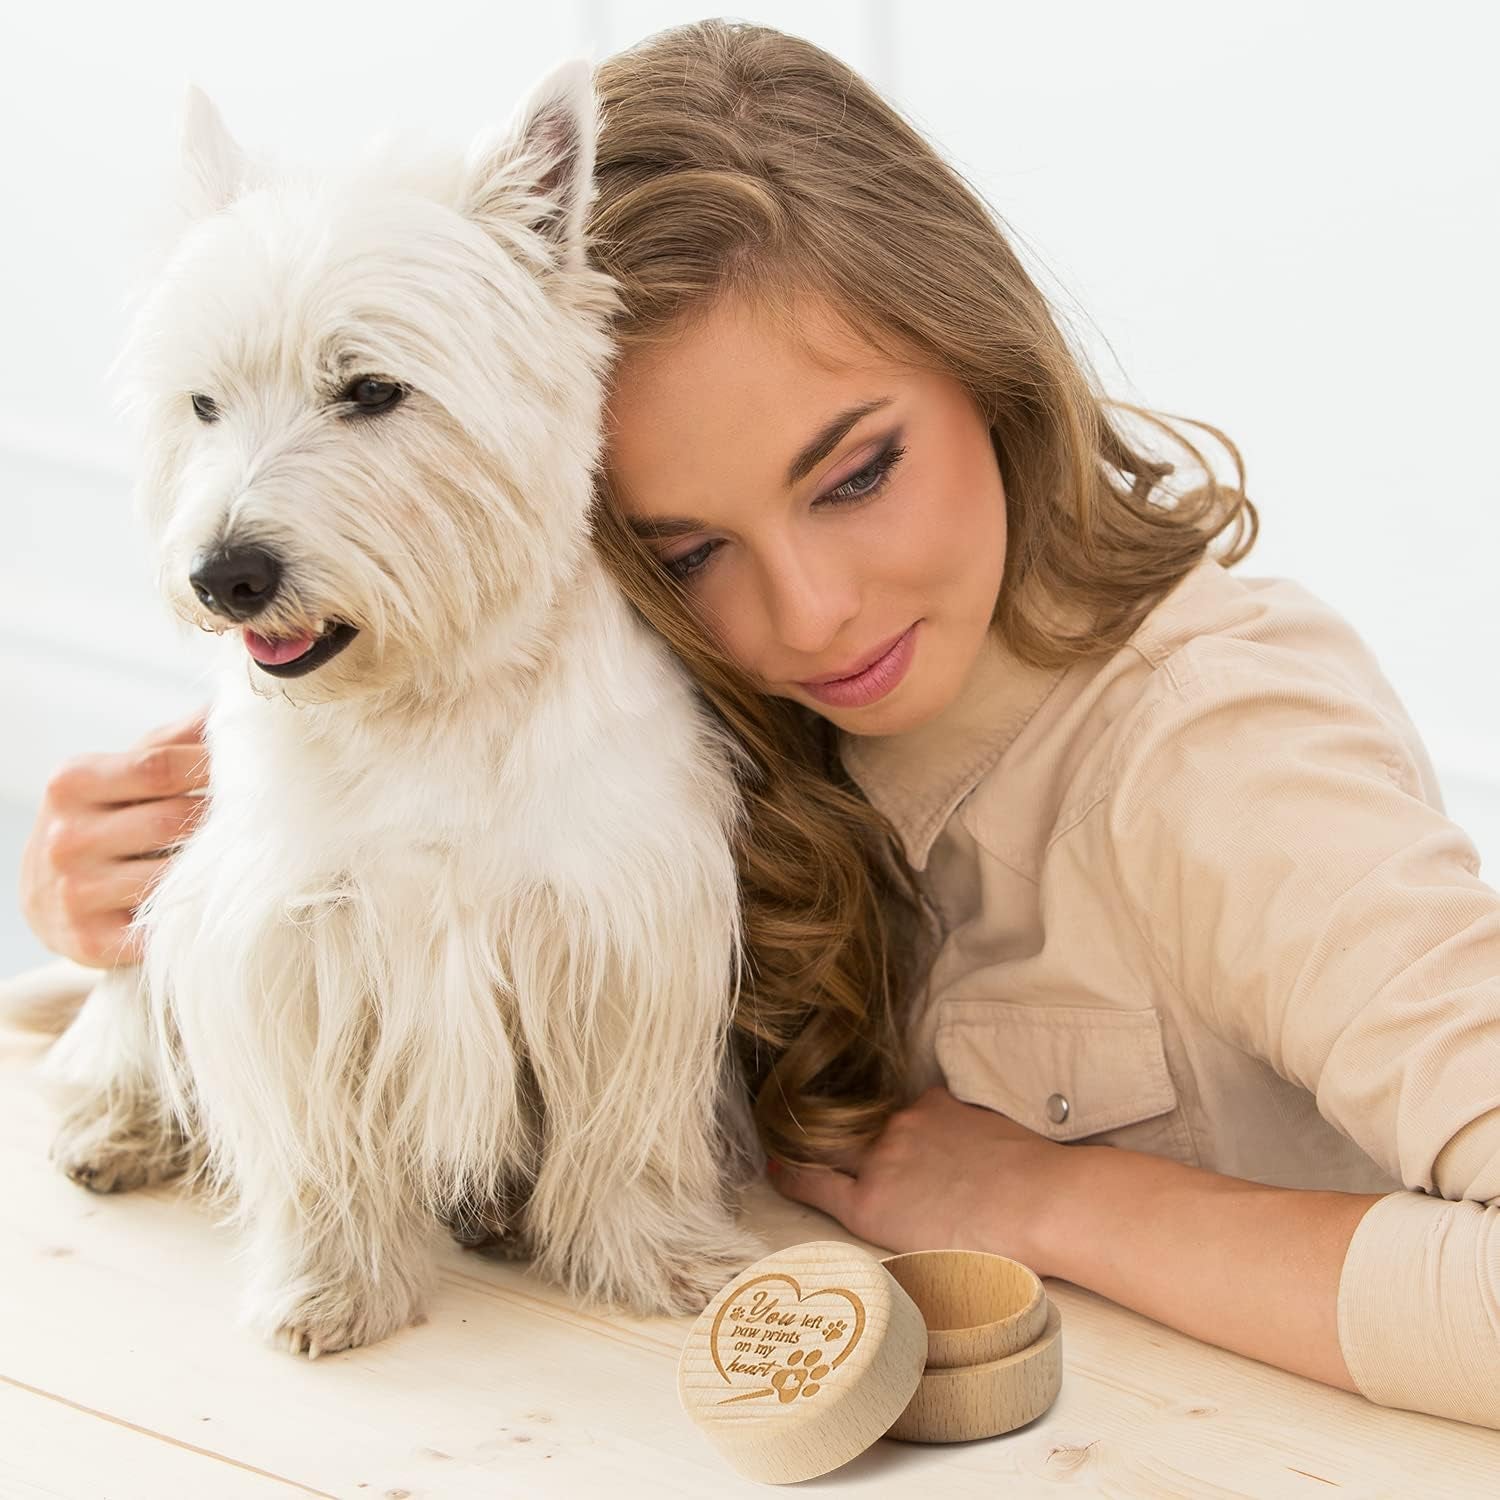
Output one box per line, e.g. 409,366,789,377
676,1239,1063,1484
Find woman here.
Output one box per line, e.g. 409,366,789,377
16,19,1499,1429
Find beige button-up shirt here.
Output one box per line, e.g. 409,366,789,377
839,551,1500,1429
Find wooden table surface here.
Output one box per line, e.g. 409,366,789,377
4,1018,1498,1499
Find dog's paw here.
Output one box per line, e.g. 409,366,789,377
258,1282,428,1360
50,1100,198,1195
466,1229,534,1265
553,1217,765,1318
645,1232,768,1318
442,1179,535,1255
53,1139,153,1194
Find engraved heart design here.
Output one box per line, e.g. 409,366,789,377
707,1271,868,1406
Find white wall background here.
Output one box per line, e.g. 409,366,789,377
1,2,1496,969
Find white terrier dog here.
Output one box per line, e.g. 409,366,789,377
39,59,768,1356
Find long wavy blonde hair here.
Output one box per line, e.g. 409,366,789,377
583,19,1259,1170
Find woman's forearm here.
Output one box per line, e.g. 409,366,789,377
1024,1144,1385,1392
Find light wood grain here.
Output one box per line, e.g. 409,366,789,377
885,1296,1063,1445
4,1017,1499,1497
0,1379,313,1499
879,1247,1046,1365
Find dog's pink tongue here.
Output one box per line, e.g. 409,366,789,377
243,628,316,665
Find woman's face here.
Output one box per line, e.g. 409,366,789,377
604,294,1008,738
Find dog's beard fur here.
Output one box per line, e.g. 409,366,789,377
38,61,769,1355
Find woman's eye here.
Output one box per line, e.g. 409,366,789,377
822,441,907,505
190,393,220,422
661,440,907,586
664,539,720,583
341,376,405,415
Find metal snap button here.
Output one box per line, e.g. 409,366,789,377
1044,1092,1070,1125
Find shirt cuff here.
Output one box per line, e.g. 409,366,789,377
1337,1188,1500,1429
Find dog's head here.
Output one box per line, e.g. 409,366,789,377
113,62,620,703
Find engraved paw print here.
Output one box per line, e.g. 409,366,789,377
823,1319,848,1342
771,1347,832,1402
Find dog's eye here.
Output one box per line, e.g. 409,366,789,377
190,393,220,422
342,377,405,415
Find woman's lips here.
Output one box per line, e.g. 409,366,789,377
798,624,912,684
796,622,920,708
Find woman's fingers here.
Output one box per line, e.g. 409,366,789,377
39,793,206,869
74,795,207,862
76,910,145,971
80,852,179,969
61,850,179,914
20,710,213,965
46,742,210,809
132,706,209,750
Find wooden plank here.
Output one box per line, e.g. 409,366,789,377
5,1022,1499,1496
0,1378,318,1498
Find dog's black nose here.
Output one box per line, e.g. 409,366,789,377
189,545,283,621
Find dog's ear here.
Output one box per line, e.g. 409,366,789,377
463,56,598,274
178,84,258,218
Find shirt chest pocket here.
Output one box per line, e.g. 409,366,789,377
933,998,1199,1165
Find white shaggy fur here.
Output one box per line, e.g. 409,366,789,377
39,60,768,1356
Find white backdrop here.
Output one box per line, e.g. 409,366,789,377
2,2,1496,874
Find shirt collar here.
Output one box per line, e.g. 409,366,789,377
836,612,1078,872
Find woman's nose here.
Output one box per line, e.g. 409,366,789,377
760,541,861,660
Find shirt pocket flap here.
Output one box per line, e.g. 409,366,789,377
933,999,1179,1142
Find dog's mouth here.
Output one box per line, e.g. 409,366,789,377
242,621,359,678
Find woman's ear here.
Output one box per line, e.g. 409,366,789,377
462,56,599,274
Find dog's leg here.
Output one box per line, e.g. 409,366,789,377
441,1051,542,1260
142,872,446,1358
229,1058,440,1355
237,1175,440,1358
515,889,768,1318
529,1121,766,1317
40,965,204,1193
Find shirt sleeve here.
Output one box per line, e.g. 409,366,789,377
1098,635,1500,1428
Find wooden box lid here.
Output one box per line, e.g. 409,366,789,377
676,1239,930,1484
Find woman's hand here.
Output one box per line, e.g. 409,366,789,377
766,1082,1068,1273
19,708,211,968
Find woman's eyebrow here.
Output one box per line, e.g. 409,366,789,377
784,396,893,486
629,513,712,541
627,396,894,542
